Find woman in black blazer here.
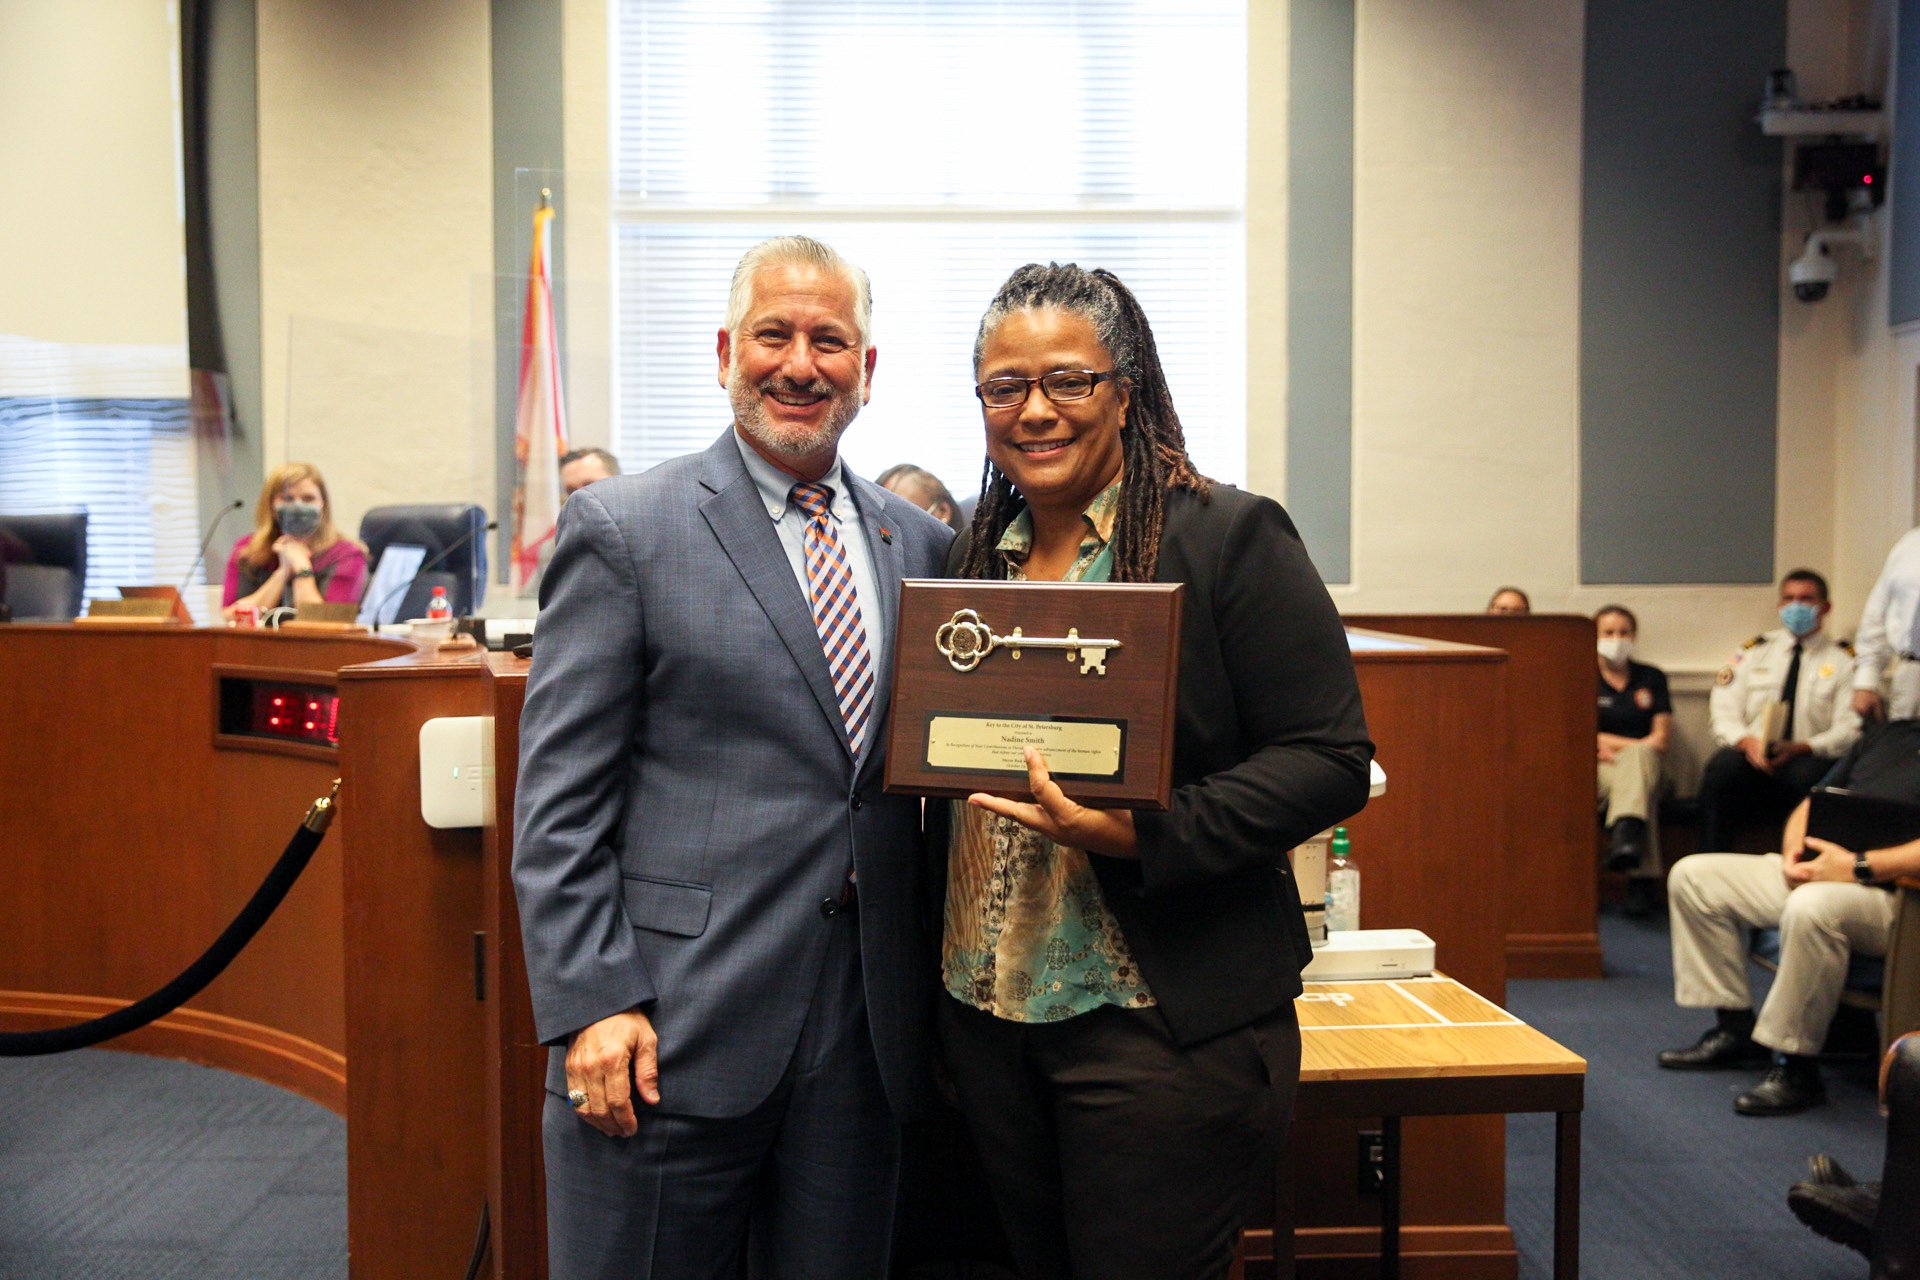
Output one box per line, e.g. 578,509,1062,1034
935,263,1373,1280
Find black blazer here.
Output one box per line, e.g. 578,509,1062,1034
938,484,1373,1046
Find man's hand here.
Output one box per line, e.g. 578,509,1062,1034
1854,689,1886,722
565,1008,660,1137
1739,736,1773,774
1767,739,1812,767
1596,737,1618,764
967,747,1138,859
1784,837,1857,887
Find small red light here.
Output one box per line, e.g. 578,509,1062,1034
1864,174,1874,183
269,716,281,726
308,701,319,711
305,721,316,731
272,697,285,707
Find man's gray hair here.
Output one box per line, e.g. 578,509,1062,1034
724,236,873,348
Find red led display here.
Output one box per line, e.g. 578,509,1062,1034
248,683,340,747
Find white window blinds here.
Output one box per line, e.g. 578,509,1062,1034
612,0,1247,496
0,336,199,607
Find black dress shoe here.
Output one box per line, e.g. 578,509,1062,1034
1736,1062,1827,1115
1787,1179,1877,1256
1657,1027,1769,1070
1607,817,1648,872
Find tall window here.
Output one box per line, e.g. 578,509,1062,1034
0,337,199,606
612,0,1247,496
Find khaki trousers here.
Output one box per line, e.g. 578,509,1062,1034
1668,852,1896,1056
1598,740,1662,829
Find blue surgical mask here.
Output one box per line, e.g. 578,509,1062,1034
276,500,322,539
1780,601,1819,638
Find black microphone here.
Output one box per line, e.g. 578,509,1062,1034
179,499,246,593
369,519,498,623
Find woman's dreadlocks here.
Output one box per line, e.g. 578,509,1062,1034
958,263,1210,583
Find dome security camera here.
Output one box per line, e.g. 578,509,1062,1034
1789,240,1836,303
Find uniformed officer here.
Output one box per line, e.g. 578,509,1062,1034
1698,569,1862,853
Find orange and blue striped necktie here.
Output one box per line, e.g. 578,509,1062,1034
789,482,874,754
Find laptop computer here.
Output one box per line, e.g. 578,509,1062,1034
1802,786,1920,859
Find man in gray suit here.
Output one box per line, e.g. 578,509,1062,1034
513,235,954,1279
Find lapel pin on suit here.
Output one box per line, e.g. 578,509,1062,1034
879,526,894,545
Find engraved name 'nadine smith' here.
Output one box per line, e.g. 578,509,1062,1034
925,716,1123,777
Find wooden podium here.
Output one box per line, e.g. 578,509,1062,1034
0,617,1537,1278
1346,614,1602,978
0,623,414,1108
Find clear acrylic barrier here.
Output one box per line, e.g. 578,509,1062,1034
283,316,490,619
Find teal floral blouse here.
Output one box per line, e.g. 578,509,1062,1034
942,478,1155,1021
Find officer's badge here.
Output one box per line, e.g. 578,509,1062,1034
1819,663,1835,680
1716,667,1735,686
1634,687,1654,710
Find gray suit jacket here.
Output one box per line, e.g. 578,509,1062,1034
512,429,954,1121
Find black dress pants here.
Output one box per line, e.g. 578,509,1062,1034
937,996,1299,1280
1697,747,1834,853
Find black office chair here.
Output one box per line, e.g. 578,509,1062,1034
1874,1031,1920,1276
0,513,89,621
358,503,488,621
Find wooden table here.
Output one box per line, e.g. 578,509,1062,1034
1280,975,1587,1280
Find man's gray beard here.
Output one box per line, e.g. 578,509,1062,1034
728,358,865,464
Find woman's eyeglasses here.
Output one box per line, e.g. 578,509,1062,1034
974,370,1118,410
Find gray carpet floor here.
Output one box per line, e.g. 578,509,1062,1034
0,1049,346,1279
1506,907,1884,1279
0,908,1888,1278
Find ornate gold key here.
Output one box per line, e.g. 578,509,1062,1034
934,608,1123,676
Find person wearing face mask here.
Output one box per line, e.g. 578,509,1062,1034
1697,570,1862,854
1595,604,1671,875
220,462,368,621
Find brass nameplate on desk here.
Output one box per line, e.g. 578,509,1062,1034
294,602,361,625
885,580,1182,809
80,597,180,623
925,714,1125,779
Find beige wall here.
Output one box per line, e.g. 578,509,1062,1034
1337,0,1590,626
0,1,187,396
1242,0,1908,695
256,0,495,531
15,0,1893,658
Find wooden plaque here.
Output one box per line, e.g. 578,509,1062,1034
80,586,192,625
883,579,1182,809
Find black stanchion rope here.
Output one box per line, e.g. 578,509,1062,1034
0,781,341,1057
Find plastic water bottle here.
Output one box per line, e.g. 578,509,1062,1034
427,586,452,621
1326,825,1360,932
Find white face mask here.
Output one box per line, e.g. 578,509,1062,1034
1597,636,1634,667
